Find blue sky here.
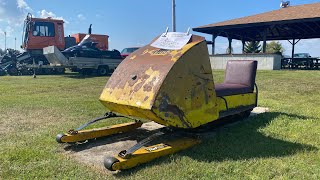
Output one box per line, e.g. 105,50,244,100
1,0,320,56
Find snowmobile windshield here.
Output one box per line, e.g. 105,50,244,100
78,35,94,46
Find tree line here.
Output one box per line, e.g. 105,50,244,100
226,41,285,54
244,41,284,54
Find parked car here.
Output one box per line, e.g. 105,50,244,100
293,53,311,58
288,53,317,69
121,47,140,58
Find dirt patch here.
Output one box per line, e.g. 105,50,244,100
63,122,164,172
61,107,268,172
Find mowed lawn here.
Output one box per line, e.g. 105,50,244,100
0,70,319,179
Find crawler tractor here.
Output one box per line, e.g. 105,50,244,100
56,32,258,171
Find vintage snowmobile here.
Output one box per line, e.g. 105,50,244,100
56,32,258,171
61,35,122,59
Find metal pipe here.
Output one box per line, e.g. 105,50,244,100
88,24,92,34
172,0,176,32
4,31,6,50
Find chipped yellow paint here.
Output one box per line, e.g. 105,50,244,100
129,55,137,60
100,101,168,125
142,49,149,55
169,50,179,60
152,41,219,128
149,49,170,56
99,67,160,110
140,49,172,56
170,41,200,62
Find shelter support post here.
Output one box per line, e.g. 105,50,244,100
228,37,232,54
288,38,301,58
287,38,301,68
212,33,217,55
262,29,267,53
291,38,295,59
242,40,245,53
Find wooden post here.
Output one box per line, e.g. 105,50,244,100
291,38,295,59
287,38,299,69
262,29,267,53
228,37,232,54
212,33,217,55
242,40,246,53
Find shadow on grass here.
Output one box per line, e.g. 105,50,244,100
183,112,317,161
113,112,317,177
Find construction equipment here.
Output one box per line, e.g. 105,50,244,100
56,32,258,171
0,13,109,76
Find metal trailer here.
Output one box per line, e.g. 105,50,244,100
43,46,123,76
0,49,68,76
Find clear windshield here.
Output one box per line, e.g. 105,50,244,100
121,48,139,54
294,53,310,58
78,35,94,46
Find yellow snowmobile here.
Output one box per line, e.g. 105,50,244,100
56,32,258,171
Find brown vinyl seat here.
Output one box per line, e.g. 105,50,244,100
215,60,257,97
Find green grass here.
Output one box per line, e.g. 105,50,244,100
0,70,319,179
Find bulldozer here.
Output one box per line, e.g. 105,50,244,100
56,31,258,171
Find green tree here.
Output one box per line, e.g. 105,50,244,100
244,41,261,53
266,41,285,54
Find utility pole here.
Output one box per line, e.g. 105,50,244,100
172,0,176,32
15,37,16,50
4,31,6,50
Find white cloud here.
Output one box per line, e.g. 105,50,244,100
0,0,33,50
38,9,69,24
17,0,31,11
77,14,86,20
0,0,32,24
39,9,55,18
0,26,14,37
